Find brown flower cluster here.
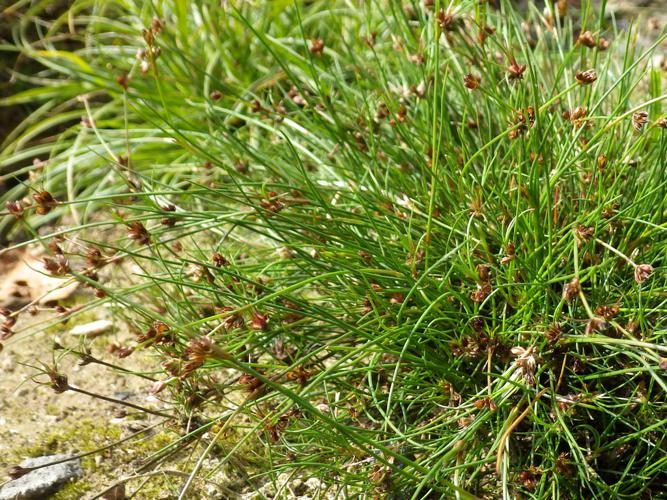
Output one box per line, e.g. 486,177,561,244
508,107,535,140
33,191,58,215
310,38,324,55
575,69,597,85
127,221,151,245
463,74,480,90
42,255,70,276
508,60,527,80
180,336,231,378
634,264,652,284
136,320,173,345
576,31,608,50
47,368,69,393
562,278,580,302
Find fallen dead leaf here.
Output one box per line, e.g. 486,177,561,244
0,249,78,309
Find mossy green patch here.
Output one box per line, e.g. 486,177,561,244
3,418,193,499
6,418,121,462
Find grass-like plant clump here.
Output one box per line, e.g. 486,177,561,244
1,0,666,498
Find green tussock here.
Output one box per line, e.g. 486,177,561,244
1,0,666,498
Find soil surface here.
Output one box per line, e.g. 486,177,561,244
0,2,664,498
0,248,174,498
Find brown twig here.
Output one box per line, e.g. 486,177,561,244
67,385,175,419
3,421,164,483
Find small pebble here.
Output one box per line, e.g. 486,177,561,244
69,319,113,337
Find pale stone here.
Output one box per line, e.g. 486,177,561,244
69,319,113,337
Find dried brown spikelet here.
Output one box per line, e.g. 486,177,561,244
127,221,151,245
310,38,324,55
151,17,163,33
43,255,70,276
116,74,129,90
182,336,215,376
594,304,620,320
597,154,607,170
47,369,69,393
32,191,58,215
437,9,462,31
562,278,580,301
507,60,527,80
545,323,562,344
5,200,24,217
212,252,229,267
575,69,597,85
632,111,648,131
478,24,496,45
576,31,597,48
634,264,653,284
476,264,490,281
470,282,492,303
251,312,269,331
463,74,480,90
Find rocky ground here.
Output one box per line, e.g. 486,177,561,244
0,2,664,498
0,248,179,498
0,248,327,498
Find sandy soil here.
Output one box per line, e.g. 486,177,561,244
0,248,180,498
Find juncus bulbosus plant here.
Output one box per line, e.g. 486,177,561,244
1,0,666,497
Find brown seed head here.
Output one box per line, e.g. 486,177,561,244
188,336,213,361
564,106,587,121
597,154,607,170
47,369,69,393
562,278,580,301
576,31,597,48
634,264,653,284
43,255,70,276
545,322,562,344
511,346,538,385
437,9,461,31
463,74,480,90
251,312,269,331
151,17,164,33
585,317,609,335
632,111,649,131
32,191,58,215
477,264,490,281
5,200,24,217
574,224,594,244
575,69,597,85
471,282,492,303
116,346,134,358
478,24,496,44
507,60,527,80
212,252,229,267
127,221,151,245
594,304,620,320
116,74,129,90
239,373,264,391
389,293,405,304
310,38,324,55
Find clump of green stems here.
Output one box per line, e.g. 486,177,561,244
1,0,666,498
